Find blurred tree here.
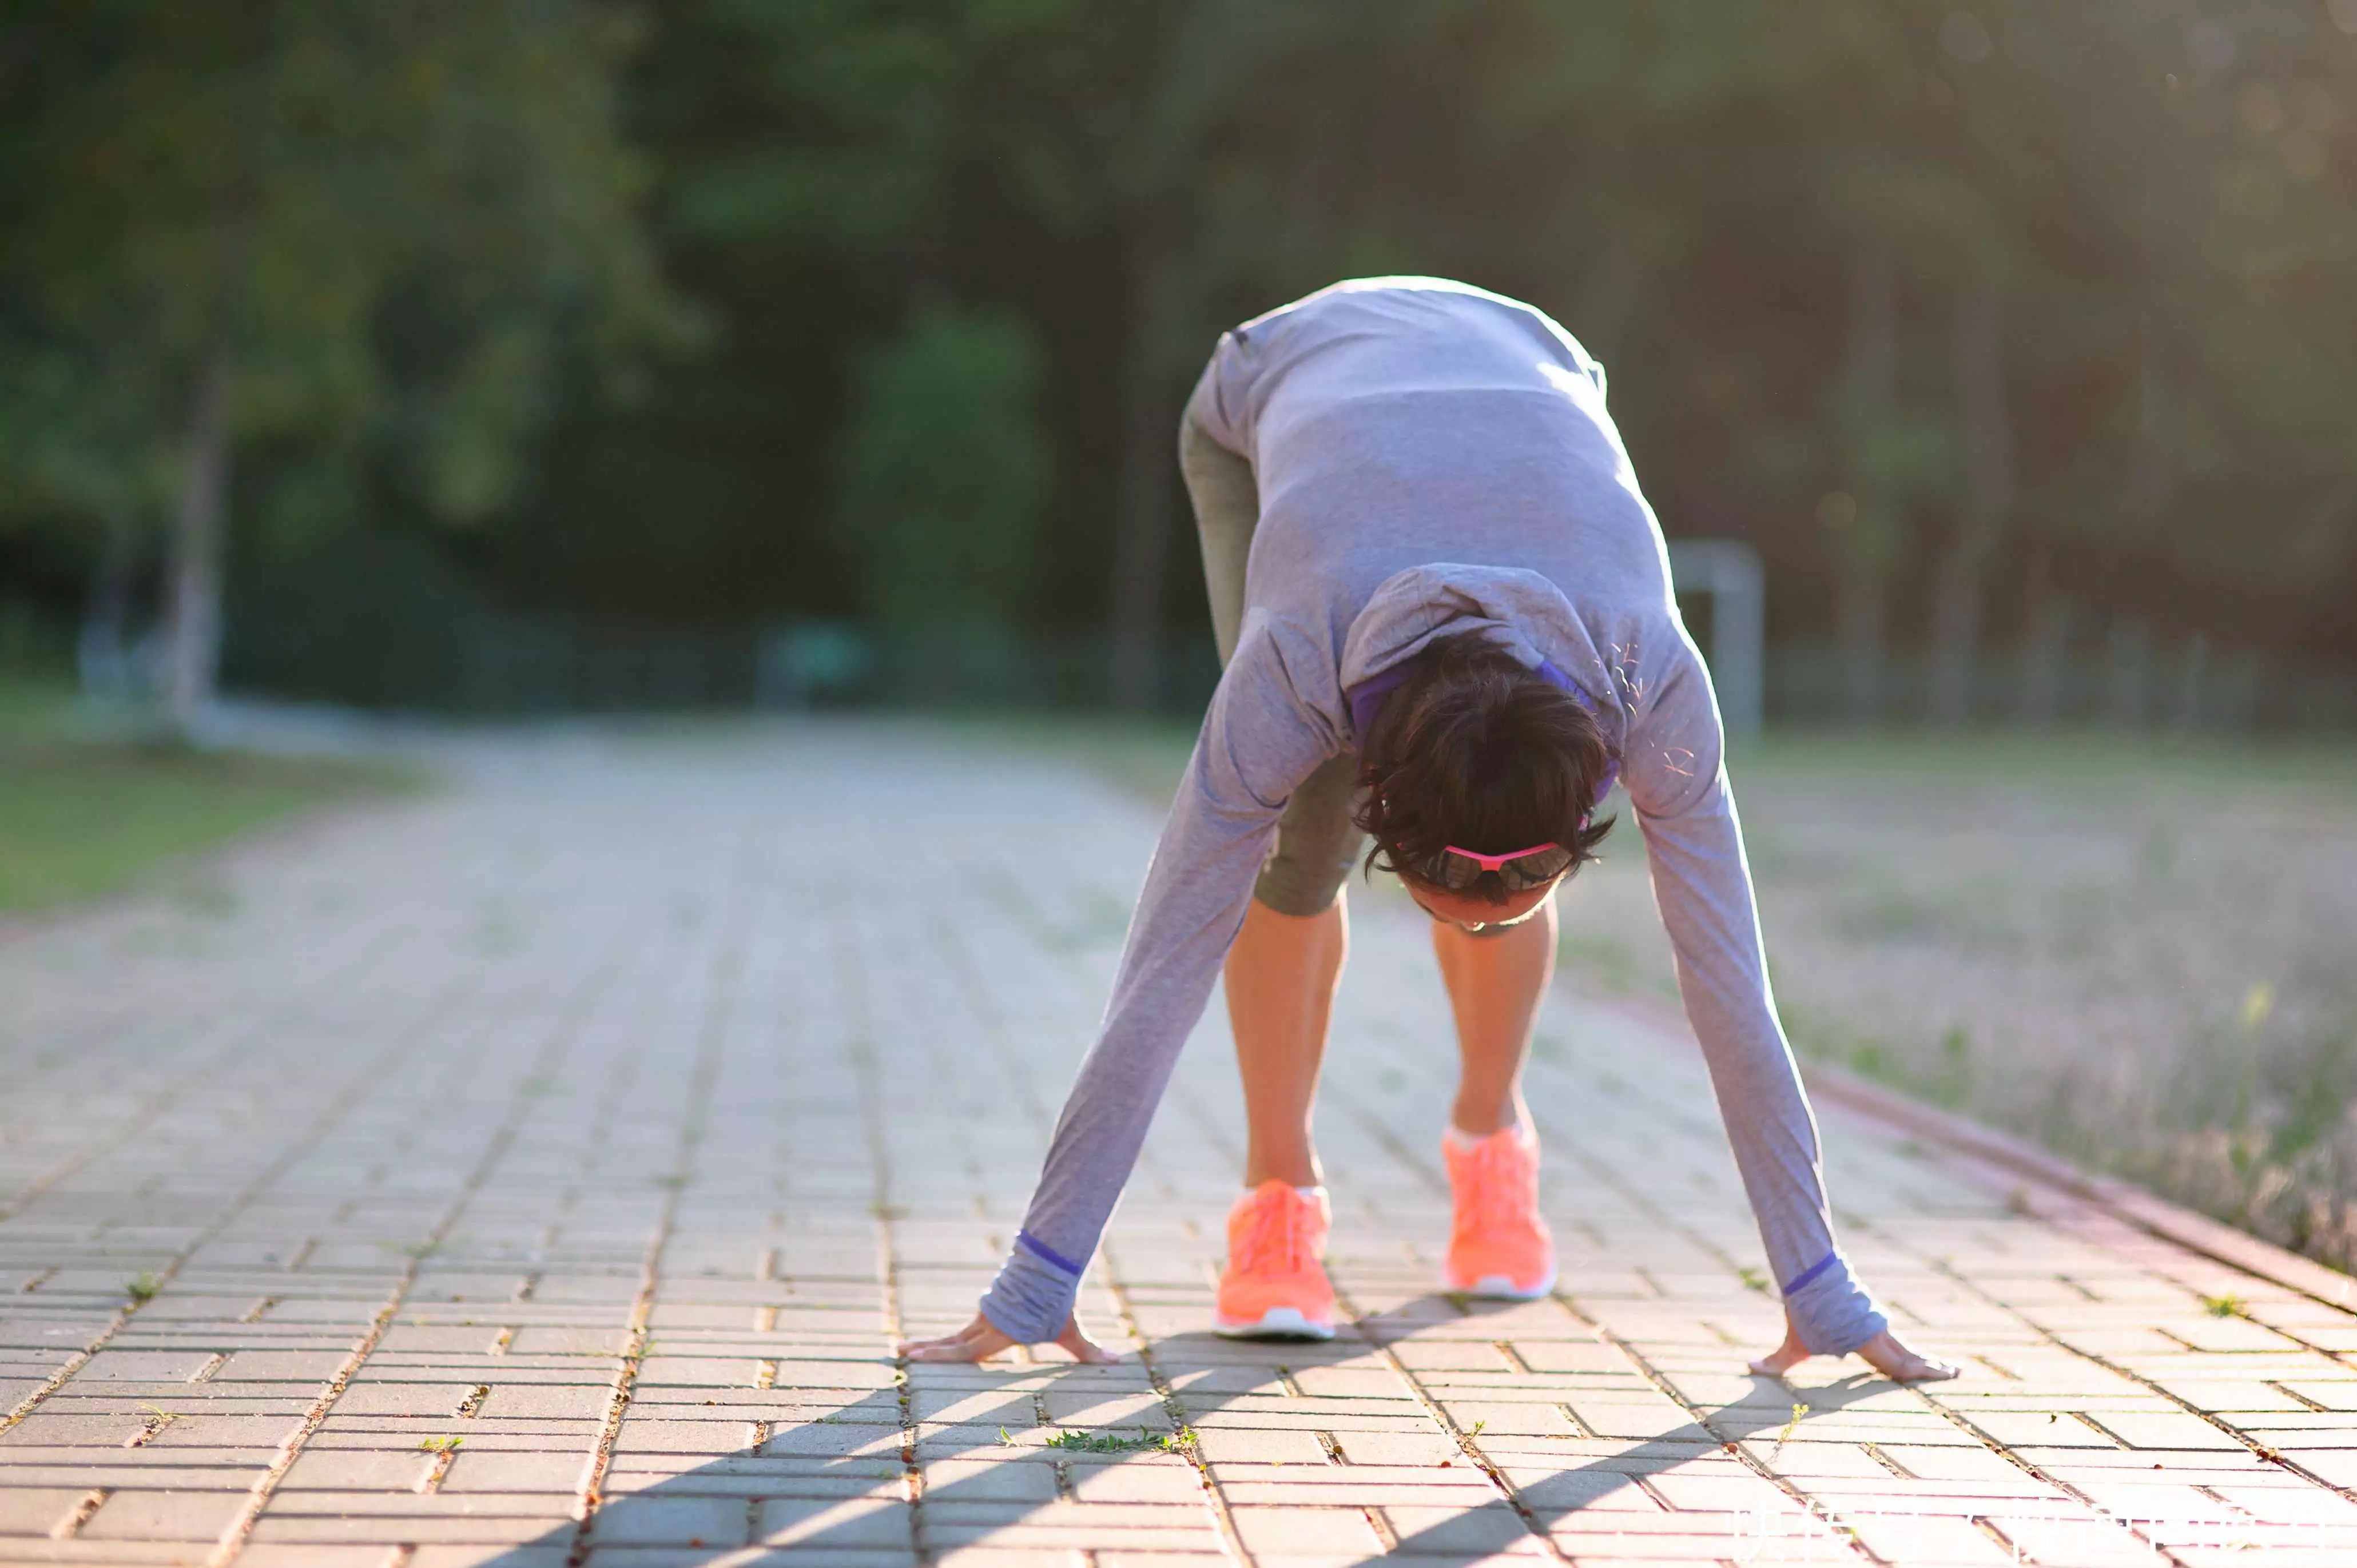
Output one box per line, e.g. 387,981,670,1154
1088,0,1345,709
14,0,2356,715
1929,278,2016,725
645,0,1085,656
1096,0,1804,705
833,303,1051,654
1999,0,2357,655
1800,11,1970,725
664,0,1087,284
660,0,1356,702
1900,3,2034,726
0,0,689,730
1456,1,1956,721
0,343,176,682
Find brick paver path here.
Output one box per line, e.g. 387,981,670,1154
7,725,2357,1567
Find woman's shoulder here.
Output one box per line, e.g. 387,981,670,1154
1224,611,1349,730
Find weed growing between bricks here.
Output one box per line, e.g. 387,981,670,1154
1039,1425,1191,1454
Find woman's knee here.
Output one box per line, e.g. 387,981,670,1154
1253,755,1364,916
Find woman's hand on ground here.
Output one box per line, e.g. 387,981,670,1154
1749,1315,1959,1383
899,1312,1120,1365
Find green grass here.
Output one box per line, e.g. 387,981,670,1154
0,680,420,916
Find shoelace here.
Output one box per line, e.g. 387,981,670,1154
1455,1136,1532,1239
1233,1191,1307,1274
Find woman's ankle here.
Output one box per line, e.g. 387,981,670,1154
1243,1151,1321,1189
1446,1098,1517,1140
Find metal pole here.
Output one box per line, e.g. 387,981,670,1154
1665,539,1765,743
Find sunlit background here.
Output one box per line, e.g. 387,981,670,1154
4,5,2357,1271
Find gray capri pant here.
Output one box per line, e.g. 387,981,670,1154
1179,363,1366,918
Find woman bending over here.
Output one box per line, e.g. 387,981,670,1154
906,277,1954,1383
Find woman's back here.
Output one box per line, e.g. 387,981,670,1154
1193,277,1675,647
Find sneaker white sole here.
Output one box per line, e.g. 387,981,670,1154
1444,1268,1557,1301
1211,1306,1337,1340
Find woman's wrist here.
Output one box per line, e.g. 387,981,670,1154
1782,1255,1887,1356
977,1240,1081,1344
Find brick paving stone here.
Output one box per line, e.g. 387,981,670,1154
1378,1501,1543,1553
0,1490,82,1537
75,1490,251,1540
6,721,2357,1565
1228,1506,1388,1554
279,1448,431,1490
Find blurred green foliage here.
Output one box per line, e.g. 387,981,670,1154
0,0,695,718
835,305,1052,642
2,0,2354,711
0,0,692,518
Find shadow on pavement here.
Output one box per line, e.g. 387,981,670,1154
460,1296,1898,1566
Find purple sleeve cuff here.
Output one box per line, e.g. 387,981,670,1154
1782,1249,1886,1355
1015,1229,1086,1276
978,1239,1085,1344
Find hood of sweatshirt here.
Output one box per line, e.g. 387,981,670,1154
1335,564,1634,758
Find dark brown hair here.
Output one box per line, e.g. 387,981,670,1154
1353,636,1615,902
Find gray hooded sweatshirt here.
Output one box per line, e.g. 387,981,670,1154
979,278,1886,1355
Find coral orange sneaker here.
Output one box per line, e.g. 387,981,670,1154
1213,1181,1338,1340
1442,1124,1557,1299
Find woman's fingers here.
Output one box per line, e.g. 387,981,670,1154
899,1314,1014,1363
1747,1316,1958,1384
1747,1318,1810,1378
904,1334,1011,1363
1855,1330,1959,1384
896,1312,1121,1366
895,1313,991,1354
1054,1316,1121,1365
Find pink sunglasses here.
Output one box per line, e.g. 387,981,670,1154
1441,841,1563,871
1430,834,1579,893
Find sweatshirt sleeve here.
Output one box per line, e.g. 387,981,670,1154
978,619,1337,1342
1623,635,1887,1355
